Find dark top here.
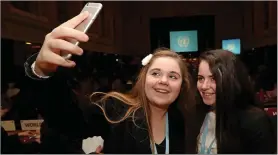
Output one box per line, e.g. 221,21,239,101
23,53,185,154
156,138,166,154
185,103,277,154
237,107,276,154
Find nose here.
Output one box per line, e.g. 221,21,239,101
201,79,210,90
159,75,169,85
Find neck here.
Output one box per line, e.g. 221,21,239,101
149,104,169,144
149,104,168,121
210,104,216,113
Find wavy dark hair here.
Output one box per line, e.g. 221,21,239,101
192,49,260,153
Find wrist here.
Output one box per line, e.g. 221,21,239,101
31,62,51,78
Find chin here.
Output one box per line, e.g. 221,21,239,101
203,100,215,106
151,99,172,108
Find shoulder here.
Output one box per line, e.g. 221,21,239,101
239,106,273,138
239,107,276,153
168,106,185,131
169,106,184,122
239,106,270,127
94,97,134,123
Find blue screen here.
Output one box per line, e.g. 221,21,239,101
222,39,241,54
170,30,198,52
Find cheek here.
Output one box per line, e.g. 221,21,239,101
197,82,202,92
171,81,182,95
145,76,155,91
144,83,150,94
211,83,216,92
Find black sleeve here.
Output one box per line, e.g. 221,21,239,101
241,109,276,154
24,53,109,141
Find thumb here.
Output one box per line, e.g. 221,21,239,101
95,145,103,154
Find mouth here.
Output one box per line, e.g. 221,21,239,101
154,88,170,94
202,92,215,97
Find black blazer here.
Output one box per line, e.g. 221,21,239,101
24,54,185,154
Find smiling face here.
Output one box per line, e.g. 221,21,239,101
145,57,182,108
197,60,216,106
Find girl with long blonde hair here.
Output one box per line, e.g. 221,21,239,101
24,12,196,153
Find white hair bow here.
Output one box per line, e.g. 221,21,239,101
141,54,153,66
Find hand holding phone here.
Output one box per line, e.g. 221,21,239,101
61,2,103,59
33,3,102,77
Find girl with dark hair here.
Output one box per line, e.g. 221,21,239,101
190,49,275,154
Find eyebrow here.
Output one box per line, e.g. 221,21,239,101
150,68,181,77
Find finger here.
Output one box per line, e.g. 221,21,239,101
95,146,102,153
51,27,89,42
35,139,41,144
48,39,83,56
35,135,40,139
25,131,31,135
60,11,89,28
45,51,76,68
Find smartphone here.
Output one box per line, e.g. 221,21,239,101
61,2,103,59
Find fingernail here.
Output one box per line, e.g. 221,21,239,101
84,35,89,41
79,50,83,55
82,11,89,17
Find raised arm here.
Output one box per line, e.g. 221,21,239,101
24,12,109,142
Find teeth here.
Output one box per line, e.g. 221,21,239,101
204,93,213,96
156,89,168,93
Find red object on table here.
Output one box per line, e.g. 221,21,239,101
20,135,38,143
264,107,277,116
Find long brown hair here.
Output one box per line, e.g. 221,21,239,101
90,47,195,153
195,49,260,153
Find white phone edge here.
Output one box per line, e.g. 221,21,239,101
62,2,102,60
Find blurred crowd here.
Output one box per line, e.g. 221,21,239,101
1,48,277,154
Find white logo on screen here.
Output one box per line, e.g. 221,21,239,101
227,44,235,51
177,36,190,47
